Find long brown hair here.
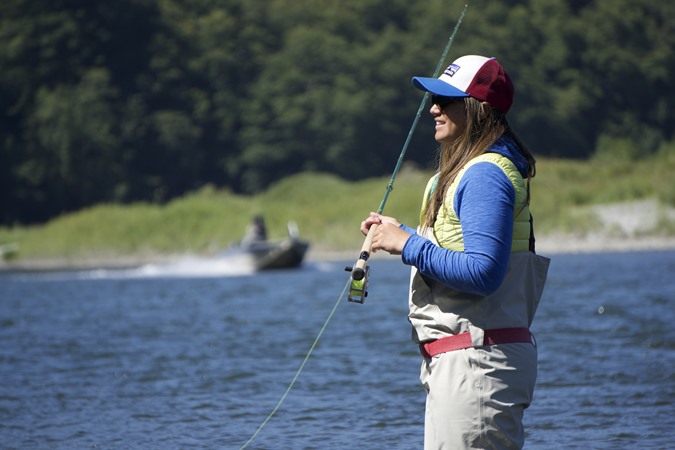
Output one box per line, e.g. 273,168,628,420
421,97,537,229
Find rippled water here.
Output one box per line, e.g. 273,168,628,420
1,251,673,449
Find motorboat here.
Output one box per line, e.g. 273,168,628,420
236,220,309,271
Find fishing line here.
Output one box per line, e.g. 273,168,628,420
237,278,351,450
349,2,469,284
376,3,469,216
238,4,469,447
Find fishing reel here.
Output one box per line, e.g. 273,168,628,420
344,265,370,304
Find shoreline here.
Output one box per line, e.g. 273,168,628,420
3,199,674,273
2,234,675,272
535,234,675,255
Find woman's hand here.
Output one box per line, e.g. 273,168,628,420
360,212,410,255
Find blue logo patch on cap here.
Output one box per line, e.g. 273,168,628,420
444,63,460,77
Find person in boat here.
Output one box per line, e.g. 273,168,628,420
360,55,550,449
241,214,267,246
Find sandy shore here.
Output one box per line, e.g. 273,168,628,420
535,234,675,254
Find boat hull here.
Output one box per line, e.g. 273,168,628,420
245,239,310,271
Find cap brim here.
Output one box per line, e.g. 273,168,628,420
412,77,468,97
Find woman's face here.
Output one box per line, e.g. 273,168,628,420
430,96,467,144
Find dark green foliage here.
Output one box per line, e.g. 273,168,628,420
1,0,673,224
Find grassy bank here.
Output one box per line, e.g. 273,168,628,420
2,146,675,263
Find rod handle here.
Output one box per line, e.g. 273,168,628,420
351,224,378,280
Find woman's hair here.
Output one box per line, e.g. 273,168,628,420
421,97,537,229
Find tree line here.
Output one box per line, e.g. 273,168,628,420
1,0,673,225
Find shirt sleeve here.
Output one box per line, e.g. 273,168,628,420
401,162,515,296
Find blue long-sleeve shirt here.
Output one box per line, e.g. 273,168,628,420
400,136,528,297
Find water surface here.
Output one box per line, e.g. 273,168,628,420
1,251,673,449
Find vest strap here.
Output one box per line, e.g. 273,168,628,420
420,327,532,358
529,213,536,253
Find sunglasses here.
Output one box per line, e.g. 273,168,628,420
430,95,465,108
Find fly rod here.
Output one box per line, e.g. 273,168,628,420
238,6,471,447
345,3,469,303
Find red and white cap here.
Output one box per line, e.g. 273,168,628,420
412,55,514,114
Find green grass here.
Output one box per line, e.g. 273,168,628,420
2,145,674,262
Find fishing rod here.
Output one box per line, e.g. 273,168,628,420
237,7,471,448
345,3,469,303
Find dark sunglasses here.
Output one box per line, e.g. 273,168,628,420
430,95,464,108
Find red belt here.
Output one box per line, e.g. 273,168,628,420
420,328,532,359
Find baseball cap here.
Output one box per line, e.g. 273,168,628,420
412,55,514,113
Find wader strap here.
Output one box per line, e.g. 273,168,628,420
529,213,536,253
420,327,533,359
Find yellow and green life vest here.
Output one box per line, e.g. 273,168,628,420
419,152,531,252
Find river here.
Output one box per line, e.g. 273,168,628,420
1,250,673,449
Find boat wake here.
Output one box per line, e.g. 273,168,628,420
105,253,259,279
8,252,260,282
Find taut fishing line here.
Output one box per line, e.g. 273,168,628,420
237,4,469,448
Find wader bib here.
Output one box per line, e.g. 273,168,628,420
410,153,550,450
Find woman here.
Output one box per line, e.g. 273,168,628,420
360,55,550,449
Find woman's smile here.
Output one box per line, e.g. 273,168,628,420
431,101,466,143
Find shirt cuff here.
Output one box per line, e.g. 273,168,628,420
399,223,416,235
401,233,427,266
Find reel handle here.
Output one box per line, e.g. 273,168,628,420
351,224,378,281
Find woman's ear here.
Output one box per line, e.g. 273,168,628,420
480,101,492,118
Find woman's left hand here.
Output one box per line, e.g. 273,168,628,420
372,222,410,255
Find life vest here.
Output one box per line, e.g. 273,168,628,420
409,153,550,346
419,152,531,252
